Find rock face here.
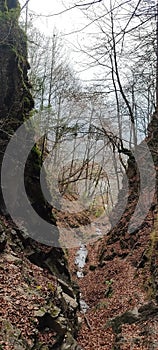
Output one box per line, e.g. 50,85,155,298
0,2,32,120
0,0,18,11
97,111,158,348
0,0,33,214
0,2,81,349
145,111,158,305
0,0,55,226
99,109,158,262
7,0,18,10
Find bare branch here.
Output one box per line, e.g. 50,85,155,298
36,0,102,18
75,0,103,7
21,0,30,11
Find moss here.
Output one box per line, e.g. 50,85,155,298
23,96,31,109
149,227,158,255
31,145,42,169
0,5,20,22
144,217,158,263
141,217,158,300
144,276,155,300
11,46,31,95
47,282,56,294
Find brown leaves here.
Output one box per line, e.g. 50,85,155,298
68,219,155,350
0,249,58,349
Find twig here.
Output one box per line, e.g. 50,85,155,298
84,314,92,330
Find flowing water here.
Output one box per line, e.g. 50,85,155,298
74,220,110,312
75,244,88,278
75,243,89,313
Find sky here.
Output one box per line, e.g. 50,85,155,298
18,0,157,83
20,0,85,35
19,0,94,81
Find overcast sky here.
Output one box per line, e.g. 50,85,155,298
19,0,98,81
20,0,85,34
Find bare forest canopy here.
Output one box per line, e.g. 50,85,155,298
17,0,157,221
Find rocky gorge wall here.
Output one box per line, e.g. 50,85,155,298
0,1,81,348
96,110,158,349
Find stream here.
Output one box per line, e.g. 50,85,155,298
74,223,109,313
75,244,89,313
75,244,88,278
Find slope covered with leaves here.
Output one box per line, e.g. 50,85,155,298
68,111,158,350
69,210,158,349
0,215,82,350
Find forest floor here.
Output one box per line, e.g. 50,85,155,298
1,194,158,349
68,209,158,350
0,220,58,349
